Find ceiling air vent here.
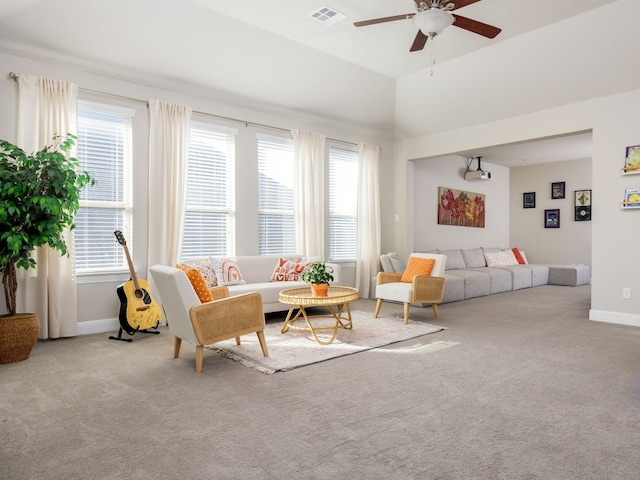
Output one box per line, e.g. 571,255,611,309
308,6,346,26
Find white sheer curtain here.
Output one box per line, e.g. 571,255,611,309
16,73,79,338
147,100,192,270
291,129,326,257
355,143,381,298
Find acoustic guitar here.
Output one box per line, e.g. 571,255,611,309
112,230,161,338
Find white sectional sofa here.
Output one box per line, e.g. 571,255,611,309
181,255,342,313
380,248,590,304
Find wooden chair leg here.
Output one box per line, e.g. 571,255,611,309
173,336,182,358
403,303,410,325
432,303,440,319
374,298,383,318
195,345,204,374
235,337,241,345
256,330,269,357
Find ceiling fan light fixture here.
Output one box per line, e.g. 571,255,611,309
413,8,454,37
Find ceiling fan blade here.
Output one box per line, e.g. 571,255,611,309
354,13,415,27
452,13,501,38
445,0,482,10
410,30,429,52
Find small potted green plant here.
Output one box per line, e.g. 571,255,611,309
301,262,334,297
0,134,94,363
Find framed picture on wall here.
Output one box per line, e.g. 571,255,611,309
544,209,560,228
551,182,566,199
523,192,536,208
574,189,591,221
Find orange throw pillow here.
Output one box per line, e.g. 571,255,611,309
511,248,526,265
400,257,435,283
176,264,214,303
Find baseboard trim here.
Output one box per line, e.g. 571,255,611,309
77,318,167,336
77,317,120,336
589,309,640,328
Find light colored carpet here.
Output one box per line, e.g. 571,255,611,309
207,310,445,373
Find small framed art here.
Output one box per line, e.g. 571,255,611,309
574,189,591,221
551,182,565,199
523,192,536,209
544,209,560,228
624,145,640,173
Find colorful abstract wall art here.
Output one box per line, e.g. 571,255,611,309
438,187,486,228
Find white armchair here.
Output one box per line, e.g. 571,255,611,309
150,265,268,373
374,253,447,325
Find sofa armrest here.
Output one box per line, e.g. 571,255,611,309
376,271,402,286
411,276,446,304
208,285,230,301
189,292,265,345
325,262,342,285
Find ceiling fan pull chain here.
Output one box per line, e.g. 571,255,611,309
429,34,436,76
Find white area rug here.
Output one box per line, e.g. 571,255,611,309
206,310,445,374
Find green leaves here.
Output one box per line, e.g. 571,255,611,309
1,134,96,314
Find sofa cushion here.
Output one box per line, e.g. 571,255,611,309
400,257,435,283
461,248,486,268
440,249,465,270
175,264,213,303
271,257,307,281
484,250,519,267
375,282,413,303
228,280,307,306
379,254,394,272
387,252,405,273
212,257,246,286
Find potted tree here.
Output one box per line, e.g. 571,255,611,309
0,134,94,363
301,262,334,297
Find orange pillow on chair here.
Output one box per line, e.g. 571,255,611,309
176,264,214,303
400,257,435,283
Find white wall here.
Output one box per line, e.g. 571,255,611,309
510,158,592,265
394,89,640,327
0,51,394,332
412,156,510,251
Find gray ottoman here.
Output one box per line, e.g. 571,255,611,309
547,265,591,286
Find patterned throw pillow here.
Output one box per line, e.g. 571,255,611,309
183,258,217,287
271,257,307,281
176,264,214,303
212,257,246,286
484,250,519,267
400,257,435,283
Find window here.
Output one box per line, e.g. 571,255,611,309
257,134,295,255
329,146,358,261
181,123,236,260
75,101,134,274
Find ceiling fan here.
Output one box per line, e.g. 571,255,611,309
354,0,502,52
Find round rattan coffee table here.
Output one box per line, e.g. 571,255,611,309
278,286,359,345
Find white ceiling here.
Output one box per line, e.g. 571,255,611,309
0,0,636,167
191,0,616,78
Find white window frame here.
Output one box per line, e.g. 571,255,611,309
181,121,237,261
75,100,134,280
257,132,295,255
328,145,358,262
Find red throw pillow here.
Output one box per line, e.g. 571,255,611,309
511,248,526,265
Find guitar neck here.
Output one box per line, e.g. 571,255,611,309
122,244,141,291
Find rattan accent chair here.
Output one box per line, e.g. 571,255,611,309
150,265,268,373
374,253,447,325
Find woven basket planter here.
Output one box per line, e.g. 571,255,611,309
0,313,40,364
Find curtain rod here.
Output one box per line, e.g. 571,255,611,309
8,71,358,147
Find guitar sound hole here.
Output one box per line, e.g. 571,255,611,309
135,289,144,299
